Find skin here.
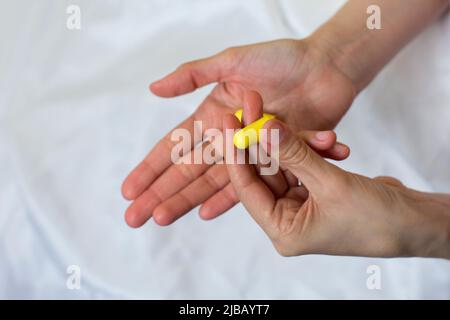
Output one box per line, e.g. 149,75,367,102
122,40,353,227
121,0,450,258
224,95,450,259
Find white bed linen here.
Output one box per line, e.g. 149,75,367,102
0,0,449,299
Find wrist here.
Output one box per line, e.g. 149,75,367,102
306,24,369,95
401,190,450,259
307,0,450,94
306,4,380,94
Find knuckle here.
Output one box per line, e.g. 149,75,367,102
203,171,220,190
178,61,195,72
218,47,241,73
281,138,311,168
176,163,196,182
221,47,239,65
223,46,237,57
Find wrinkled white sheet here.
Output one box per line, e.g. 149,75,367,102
0,0,449,299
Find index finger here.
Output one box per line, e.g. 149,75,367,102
223,114,275,228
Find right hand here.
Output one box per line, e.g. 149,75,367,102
122,39,356,227
224,115,450,259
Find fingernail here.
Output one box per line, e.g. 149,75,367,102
315,131,329,141
149,82,159,91
335,143,348,155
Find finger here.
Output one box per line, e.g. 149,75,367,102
223,114,275,228
121,114,198,200
283,169,299,188
124,158,209,228
316,142,350,161
122,98,228,201
284,185,309,202
199,183,238,220
149,91,260,225
261,119,338,193
152,164,229,226
242,90,263,126
199,90,289,219
243,90,288,197
150,50,233,98
298,130,337,151
298,131,350,161
124,138,222,228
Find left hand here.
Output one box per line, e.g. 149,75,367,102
121,39,355,227
223,114,450,259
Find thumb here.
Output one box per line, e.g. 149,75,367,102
262,119,338,192
150,49,234,98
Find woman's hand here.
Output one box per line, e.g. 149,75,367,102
121,39,356,227
120,0,449,231
224,115,450,259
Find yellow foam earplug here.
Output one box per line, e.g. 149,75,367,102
233,109,276,149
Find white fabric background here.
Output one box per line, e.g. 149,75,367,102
0,0,449,299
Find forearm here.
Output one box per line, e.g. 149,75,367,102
310,0,449,92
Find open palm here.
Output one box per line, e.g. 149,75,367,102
122,39,356,227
